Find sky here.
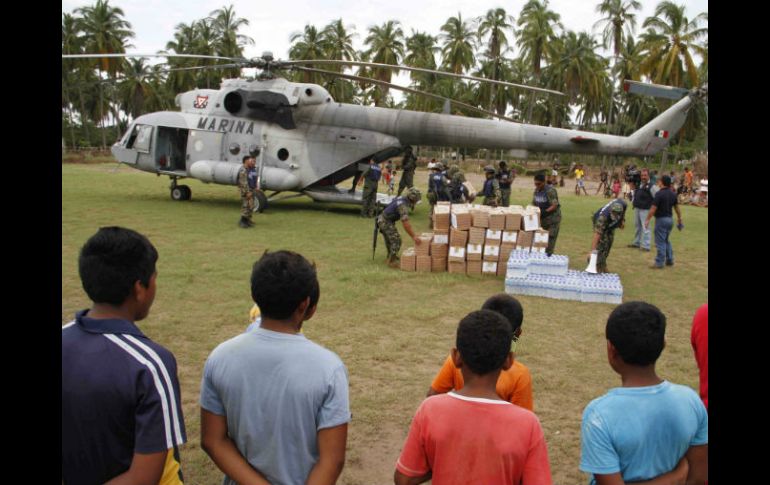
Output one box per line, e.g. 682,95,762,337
61,0,707,101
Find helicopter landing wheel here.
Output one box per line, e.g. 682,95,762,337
253,190,268,213
171,185,191,201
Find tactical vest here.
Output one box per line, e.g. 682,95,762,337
450,181,466,202
368,164,382,182
593,199,627,230
498,169,512,188
533,188,551,213
483,178,495,196
382,197,406,222
429,173,446,192
247,167,257,190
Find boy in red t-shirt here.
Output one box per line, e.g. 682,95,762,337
395,310,552,485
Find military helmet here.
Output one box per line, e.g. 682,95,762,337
484,164,496,173
405,187,422,203
610,200,627,215
433,162,445,171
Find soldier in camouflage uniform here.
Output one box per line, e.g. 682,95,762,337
532,173,561,256
397,145,417,196
497,161,514,207
237,155,256,228
481,165,501,206
359,158,382,218
378,188,422,267
589,198,628,273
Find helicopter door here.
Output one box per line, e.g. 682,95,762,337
156,127,189,172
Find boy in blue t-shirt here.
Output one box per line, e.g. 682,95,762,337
580,301,708,485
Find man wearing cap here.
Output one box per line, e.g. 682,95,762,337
482,165,502,206
533,173,561,256
397,146,417,196
359,158,382,218
378,188,423,267
627,168,654,252
497,161,514,207
644,175,683,269
589,198,627,273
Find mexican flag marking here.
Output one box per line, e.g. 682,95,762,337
654,130,669,139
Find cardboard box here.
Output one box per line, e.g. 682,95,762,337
488,209,507,231
496,261,508,276
483,242,501,261
437,201,451,206
416,255,432,272
431,256,447,272
432,233,449,244
500,243,516,265
466,243,483,261
448,261,466,274
482,261,498,275
531,246,546,253
485,229,502,243
450,228,468,247
433,205,451,230
466,260,482,275
502,230,519,244
400,247,416,271
471,208,490,228
468,227,486,245
522,212,540,231
506,212,523,231
532,229,549,248
450,206,472,230
516,230,534,251
448,245,466,263
430,242,449,258
525,205,541,215
415,234,433,256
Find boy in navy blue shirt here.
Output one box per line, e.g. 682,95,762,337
580,301,707,485
62,227,186,485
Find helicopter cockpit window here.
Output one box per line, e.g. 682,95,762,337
133,125,153,153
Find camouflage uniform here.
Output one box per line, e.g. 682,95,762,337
497,168,514,207
397,150,417,196
482,176,501,206
377,196,411,260
533,185,561,255
592,200,626,273
360,163,381,217
238,166,254,223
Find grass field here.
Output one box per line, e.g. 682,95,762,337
62,163,707,484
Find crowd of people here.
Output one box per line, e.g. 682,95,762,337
62,227,708,484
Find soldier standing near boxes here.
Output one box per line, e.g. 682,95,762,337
397,145,417,196
589,198,628,273
532,173,561,256
497,161,514,207
482,165,501,206
378,188,423,267
359,158,382,218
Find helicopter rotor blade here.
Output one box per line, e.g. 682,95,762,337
62,53,245,62
283,59,564,97
290,65,520,123
159,63,247,74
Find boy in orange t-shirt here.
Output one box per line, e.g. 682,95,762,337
396,310,552,485
427,294,533,411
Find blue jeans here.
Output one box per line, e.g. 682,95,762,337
633,208,651,249
654,217,674,267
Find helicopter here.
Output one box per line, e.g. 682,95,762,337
62,51,707,211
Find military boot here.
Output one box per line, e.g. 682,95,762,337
387,255,400,268
238,217,250,228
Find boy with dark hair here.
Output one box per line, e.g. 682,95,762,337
200,250,350,485
580,301,708,485
427,293,533,410
62,227,187,485
396,310,552,484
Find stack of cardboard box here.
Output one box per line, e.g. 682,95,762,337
415,233,433,272
400,247,416,271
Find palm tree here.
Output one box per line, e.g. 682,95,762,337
75,0,134,147
364,21,405,106
477,8,514,113
209,5,254,78
516,0,562,122
164,22,200,93
321,19,358,102
404,30,440,111
193,18,220,89
549,31,607,105
62,13,86,148
289,24,327,84
440,13,477,75
639,1,707,88
594,0,642,58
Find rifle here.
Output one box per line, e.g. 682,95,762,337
372,197,381,260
